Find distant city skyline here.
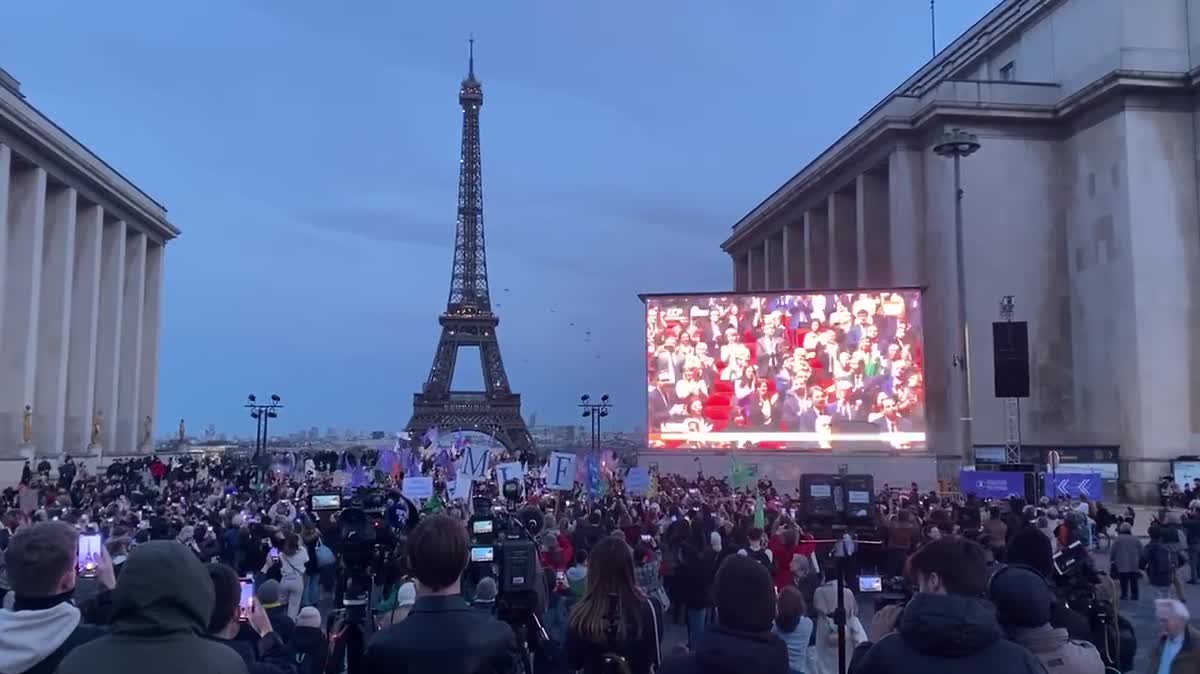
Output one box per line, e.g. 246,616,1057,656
0,1,998,435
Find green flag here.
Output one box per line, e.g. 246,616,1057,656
421,493,444,514
729,454,758,489
753,494,765,529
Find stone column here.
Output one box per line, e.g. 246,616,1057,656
805,207,830,287
66,204,103,454
747,245,761,291
828,190,857,288
781,225,791,289
888,148,926,288
761,237,772,290
117,233,147,452
1,164,46,455
34,185,76,455
786,219,805,288
138,242,164,452
857,172,891,287
0,145,9,447
94,219,126,455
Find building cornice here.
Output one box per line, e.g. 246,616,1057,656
0,82,179,241
722,70,1196,252
723,0,1060,252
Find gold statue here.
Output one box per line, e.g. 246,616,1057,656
89,410,103,449
142,415,153,448
178,418,186,443
21,405,32,445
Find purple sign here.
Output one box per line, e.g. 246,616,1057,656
960,470,1026,499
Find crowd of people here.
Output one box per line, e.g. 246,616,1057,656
646,292,926,451
0,453,1195,674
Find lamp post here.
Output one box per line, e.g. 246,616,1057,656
578,394,611,457
244,394,282,462
933,128,980,463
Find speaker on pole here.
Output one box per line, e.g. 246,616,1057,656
992,321,1030,398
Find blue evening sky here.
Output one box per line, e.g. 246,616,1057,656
2,0,998,437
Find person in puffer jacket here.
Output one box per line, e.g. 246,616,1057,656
848,537,1045,674
990,565,1104,674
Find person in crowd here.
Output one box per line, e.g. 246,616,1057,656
847,537,1045,674
675,522,716,651
739,527,774,572
0,521,112,674
634,537,668,614
983,507,1008,563
1109,522,1143,600
376,575,416,629
56,541,249,674
1007,527,1093,642
788,553,822,623
274,534,307,620
772,586,813,674
471,576,498,618
660,554,789,674
811,557,866,674
881,510,917,578
363,514,517,674
989,565,1104,674
1142,528,1179,600
106,536,130,579
1149,598,1200,673
290,607,327,674
567,548,590,599
254,580,295,644
206,563,295,674
1183,507,1200,585
565,536,661,674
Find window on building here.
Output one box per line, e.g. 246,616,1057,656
999,60,1016,81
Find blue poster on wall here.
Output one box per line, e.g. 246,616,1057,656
959,470,1026,499
1044,472,1102,499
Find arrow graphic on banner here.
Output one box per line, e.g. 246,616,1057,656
1047,473,1100,498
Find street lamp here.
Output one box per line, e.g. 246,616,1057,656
244,394,283,461
933,128,980,463
579,394,611,456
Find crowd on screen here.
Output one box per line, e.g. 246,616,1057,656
646,292,926,450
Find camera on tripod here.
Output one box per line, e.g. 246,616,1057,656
467,483,547,672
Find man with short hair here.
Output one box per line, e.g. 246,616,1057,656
848,537,1045,674
0,521,112,674
363,515,517,674
1149,598,1200,673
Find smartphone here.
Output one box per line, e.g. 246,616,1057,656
640,534,653,543
269,547,280,561
858,575,883,593
555,570,567,590
238,580,254,621
78,533,102,577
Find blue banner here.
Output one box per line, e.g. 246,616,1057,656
960,470,1027,499
1044,472,1102,499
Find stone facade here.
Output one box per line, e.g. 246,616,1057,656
0,68,177,459
722,0,1200,499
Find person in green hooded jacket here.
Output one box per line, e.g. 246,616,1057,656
56,540,248,674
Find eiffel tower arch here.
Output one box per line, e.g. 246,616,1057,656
406,41,535,461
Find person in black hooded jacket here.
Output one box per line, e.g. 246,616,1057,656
55,540,247,674
848,537,1045,674
206,563,296,674
660,554,789,674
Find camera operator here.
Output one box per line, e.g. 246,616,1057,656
848,537,1045,674
989,565,1104,674
363,514,519,674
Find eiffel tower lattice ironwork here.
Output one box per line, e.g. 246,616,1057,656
406,41,535,460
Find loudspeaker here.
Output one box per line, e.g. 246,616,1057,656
992,321,1030,398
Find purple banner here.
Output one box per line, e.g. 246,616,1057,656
959,470,1026,499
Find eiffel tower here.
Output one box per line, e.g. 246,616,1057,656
406,41,535,460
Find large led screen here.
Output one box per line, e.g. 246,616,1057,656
644,290,926,451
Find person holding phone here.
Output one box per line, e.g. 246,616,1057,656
0,521,114,674
205,563,296,674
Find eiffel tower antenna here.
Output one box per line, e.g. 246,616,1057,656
405,40,535,461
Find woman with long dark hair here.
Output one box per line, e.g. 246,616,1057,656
565,537,661,674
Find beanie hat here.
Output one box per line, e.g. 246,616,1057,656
475,576,498,602
256,579,281,605
1007,527,1054,578
713,555,776,632
295,606,322,629
989,566,1053,628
